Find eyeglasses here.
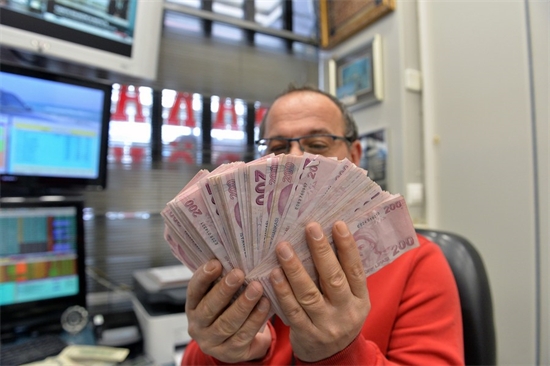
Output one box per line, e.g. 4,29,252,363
256,134,353,156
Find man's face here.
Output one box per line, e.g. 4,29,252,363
263,91,362,165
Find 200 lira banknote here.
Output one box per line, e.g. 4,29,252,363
162,153,419,319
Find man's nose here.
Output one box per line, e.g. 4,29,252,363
288,141,304,155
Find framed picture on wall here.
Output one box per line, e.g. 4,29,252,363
319,0,395,49
359,129,387,191
329,34,383,110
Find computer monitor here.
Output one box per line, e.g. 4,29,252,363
0,62,111,195
0,196,86,340
0,0,164,80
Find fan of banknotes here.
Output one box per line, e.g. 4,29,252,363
161,153,419,318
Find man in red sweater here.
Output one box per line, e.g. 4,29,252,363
182,85,464,365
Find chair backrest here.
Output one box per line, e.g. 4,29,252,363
416,229,497,366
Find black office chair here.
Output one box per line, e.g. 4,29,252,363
416,229,497,366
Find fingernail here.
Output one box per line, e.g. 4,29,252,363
308,223,324,241
272,268,285,284
245,283,261,300
225,270,241,287
204,260,217,273
335,221,350,237
277,243,293,261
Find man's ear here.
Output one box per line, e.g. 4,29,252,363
349,140,362,166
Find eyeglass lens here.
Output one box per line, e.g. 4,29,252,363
265,135,340,155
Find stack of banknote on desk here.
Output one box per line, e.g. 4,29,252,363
162,153,418,317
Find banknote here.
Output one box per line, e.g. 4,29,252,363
162,154,419,320
23,345,130,366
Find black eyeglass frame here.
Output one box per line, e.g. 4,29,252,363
255,134,354,155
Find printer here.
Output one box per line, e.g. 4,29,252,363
132,265,193,365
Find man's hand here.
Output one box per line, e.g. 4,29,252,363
270,221,371,362
185,260,272,363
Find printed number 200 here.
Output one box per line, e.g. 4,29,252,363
184,200,202,217
384,201,402,214
392,236,416,256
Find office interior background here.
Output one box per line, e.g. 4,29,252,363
0,0,547,365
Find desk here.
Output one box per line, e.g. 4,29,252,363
72,306,153,365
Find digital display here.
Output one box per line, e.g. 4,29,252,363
0,71,105,179
0,0,163,80
0,206,79,306
0,0,136,57
0,64,110,191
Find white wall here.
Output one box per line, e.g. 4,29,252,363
321,0,548,364
419,1,547,364
528,0,549,363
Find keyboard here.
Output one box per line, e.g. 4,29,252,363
0,334,68,365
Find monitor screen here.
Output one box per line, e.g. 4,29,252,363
0,63,111,194
0,0,163,80
1,0,135,57
0,197,86,337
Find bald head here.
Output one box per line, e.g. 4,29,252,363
259,85,362,164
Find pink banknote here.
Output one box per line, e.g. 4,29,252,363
161,154,419,321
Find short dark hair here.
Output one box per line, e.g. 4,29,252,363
259,84,359,142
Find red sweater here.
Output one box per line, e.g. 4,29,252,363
182,235,464,365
